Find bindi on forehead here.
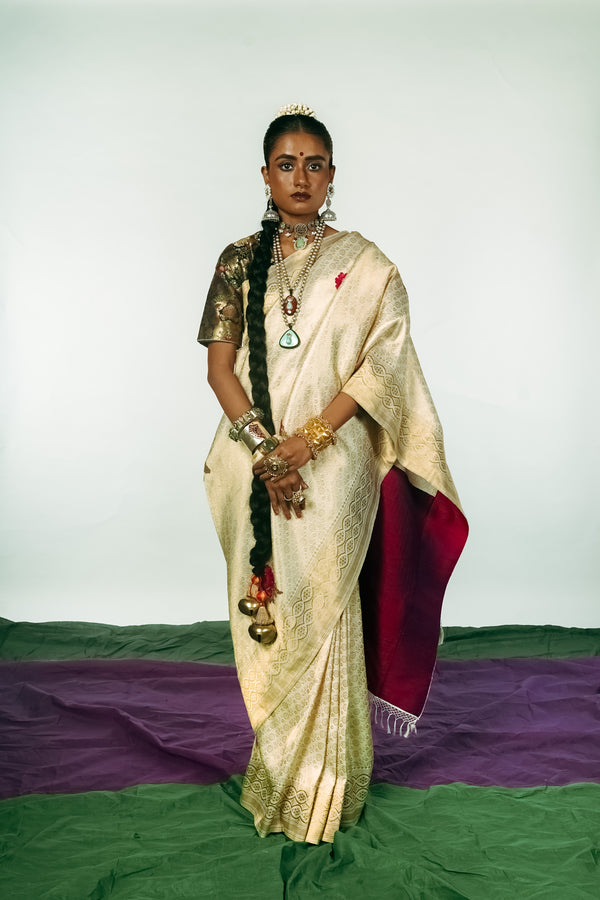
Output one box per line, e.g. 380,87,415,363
299,151,304,156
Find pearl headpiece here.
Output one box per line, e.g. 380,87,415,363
276,103,316,119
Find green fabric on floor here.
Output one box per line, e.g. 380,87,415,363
283,782,600,899
0,778,285,900
1,780,598,899
0,618,236,665
438,624,600,660
1,618,599,663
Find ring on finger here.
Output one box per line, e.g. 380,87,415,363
264,455,289,478
291,490,306,508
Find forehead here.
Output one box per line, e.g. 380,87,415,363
268,131,330,162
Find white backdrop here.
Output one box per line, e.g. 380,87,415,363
1,0,598,626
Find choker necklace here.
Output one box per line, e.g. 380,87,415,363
273,220,326,349
278,217,322,251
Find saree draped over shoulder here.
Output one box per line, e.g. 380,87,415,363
198,231,468,843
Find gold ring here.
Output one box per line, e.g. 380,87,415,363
291,490,305,508
264,455,289,478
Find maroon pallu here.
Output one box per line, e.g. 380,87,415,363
360,466,469,732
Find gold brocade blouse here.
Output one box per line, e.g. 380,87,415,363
197,234,260,347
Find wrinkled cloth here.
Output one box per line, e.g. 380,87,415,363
2,781,599,900
2,656,599,801
2,617,599,664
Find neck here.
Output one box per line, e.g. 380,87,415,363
279,212,321,226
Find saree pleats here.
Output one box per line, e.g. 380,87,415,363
240,586,373,844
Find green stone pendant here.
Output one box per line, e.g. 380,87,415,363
294,235,308,250
279,328,301,349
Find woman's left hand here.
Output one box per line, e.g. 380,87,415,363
253,437,314,519
252,436,313,481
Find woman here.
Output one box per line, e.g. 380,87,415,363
198,105,467,844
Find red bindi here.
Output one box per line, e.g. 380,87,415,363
299,152,304,156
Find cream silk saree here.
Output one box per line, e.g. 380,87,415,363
198,231,467,843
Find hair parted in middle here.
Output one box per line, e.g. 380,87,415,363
262,113,334,166
245,112,333,576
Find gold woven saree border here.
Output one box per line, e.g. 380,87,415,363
242,758,371,840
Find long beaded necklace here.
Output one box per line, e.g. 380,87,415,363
273,220,326,349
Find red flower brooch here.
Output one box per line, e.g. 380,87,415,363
335,272,347,289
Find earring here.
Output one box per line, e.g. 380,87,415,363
262,184,279,223
321,183,336,222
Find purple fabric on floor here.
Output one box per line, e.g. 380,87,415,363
0,659,252,799
0,656,598,800
372,656,600,788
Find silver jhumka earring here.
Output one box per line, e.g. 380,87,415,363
262,185,280,224
321,183,336,222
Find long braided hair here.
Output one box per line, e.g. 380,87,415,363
246,113,334,576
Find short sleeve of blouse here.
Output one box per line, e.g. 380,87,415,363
197,237,257,348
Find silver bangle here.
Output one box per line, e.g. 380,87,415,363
229,407,264,442
256,436,280,455
239,419,273,453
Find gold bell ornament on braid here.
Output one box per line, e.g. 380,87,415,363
238,596,260,616
241,566,280,645
248,606,277,644
249,622,277,644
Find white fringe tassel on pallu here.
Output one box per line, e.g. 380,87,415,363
368,692,418,737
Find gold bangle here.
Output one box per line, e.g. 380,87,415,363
294,415,337,459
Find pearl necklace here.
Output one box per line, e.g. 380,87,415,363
273,221,326,349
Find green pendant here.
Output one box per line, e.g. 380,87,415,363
279,329,300,349
294,235,308,250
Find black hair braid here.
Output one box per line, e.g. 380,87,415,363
246,219,278,576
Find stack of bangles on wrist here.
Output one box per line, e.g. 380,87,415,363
229,407,280,456
294,415,337,458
